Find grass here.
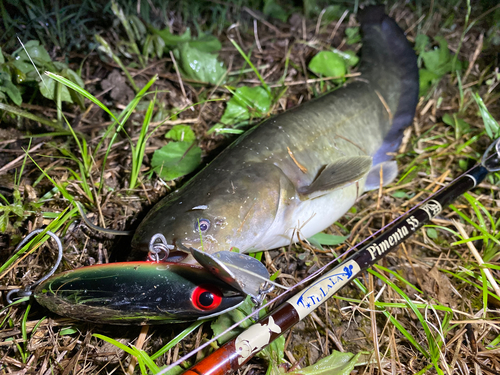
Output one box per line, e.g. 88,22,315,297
1,1,500,374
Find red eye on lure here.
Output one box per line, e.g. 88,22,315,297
192,285,223,311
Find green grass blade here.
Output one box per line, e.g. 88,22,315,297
151,320,205,360
130,94,155,189
230,39,270,94
0,102,63,130
93,334,135,355
441,269,500,303
374,264,423,294
46,71,120,123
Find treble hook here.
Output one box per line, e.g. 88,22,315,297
251,282,275,311
6,229,63,304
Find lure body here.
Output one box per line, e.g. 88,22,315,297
34,262,245,324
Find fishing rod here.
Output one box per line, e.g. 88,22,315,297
164,137,500,375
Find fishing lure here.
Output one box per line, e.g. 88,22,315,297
7,231,247,324
33,261,246,324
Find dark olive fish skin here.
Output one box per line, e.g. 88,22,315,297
132,7,419,263
34,262,245,324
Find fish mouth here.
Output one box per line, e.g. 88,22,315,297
174,239,192,252
169,240,206,265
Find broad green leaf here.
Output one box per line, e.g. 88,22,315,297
59,327,78,336
418,68,440,96
414,34,430,55
151,141,201,180
12,59,35,75
220,86,271,125
0,74,22,105
165,125,196,143
39,76,73,103
154,27,191,46
420,37,452,76
308,51,346,81
391,190,411,199
332,49,359,67
308,232,348,246
287,350,360,375
13,40,52,65
38,76,73,103
421,36,463,79
188,35,222,53
175,42,226,84
62,68,85,108
427,227,438,239
9,203,24,217
211,297,255,344
261,335,285,372
62,68,85,88
52,61,69,71
474,93,500,139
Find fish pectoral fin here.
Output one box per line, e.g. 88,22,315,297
364,160,399,191
298,156,372,198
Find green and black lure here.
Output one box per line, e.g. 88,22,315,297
32,261,245,325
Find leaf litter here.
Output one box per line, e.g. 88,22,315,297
1,1,500,374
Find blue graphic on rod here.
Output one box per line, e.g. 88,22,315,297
295,265,354,309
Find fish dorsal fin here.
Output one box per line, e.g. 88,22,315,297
299,155,372,198
364,160,399,191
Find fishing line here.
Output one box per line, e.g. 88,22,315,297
158,149,499,375
17,36,48,91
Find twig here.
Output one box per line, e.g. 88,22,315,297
328,10,349,42
0,142,44,175
315,9,326,38
127,325,150,375
169,50,187,101
253,20,262,52
243,7,284,36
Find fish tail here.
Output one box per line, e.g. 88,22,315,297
358,6,419,163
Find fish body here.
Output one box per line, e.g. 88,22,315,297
132,7,419,262
34,262,245,324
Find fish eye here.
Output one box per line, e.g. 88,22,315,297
196,218,210,233
191,284,222,310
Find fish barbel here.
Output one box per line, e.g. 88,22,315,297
132,7,419,263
